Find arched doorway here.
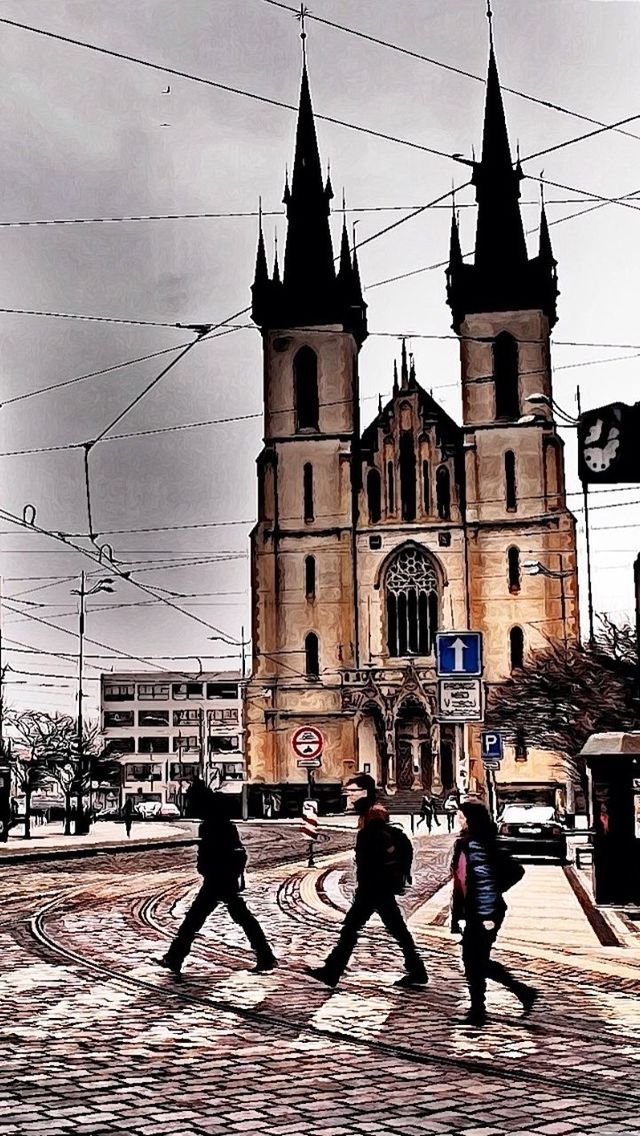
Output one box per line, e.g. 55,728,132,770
356,705,386,786
395,700,432,791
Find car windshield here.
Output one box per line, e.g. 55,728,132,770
500,806,557,824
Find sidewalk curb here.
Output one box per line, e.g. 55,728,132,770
0,836,197,866
563,864,622,947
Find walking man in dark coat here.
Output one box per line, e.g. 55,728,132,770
304,773,428,990
159,783,277,979
123,796,135,838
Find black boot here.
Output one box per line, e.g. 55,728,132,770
394,965,429,989
158,954,183,982
461,1006,487,1027
304,965,338,989
517,984,538,1016
248,955,278,974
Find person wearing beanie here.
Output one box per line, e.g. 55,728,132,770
451,800,537,1026
305,773,428,990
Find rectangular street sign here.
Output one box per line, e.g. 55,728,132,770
438,678,484,722
483,759,501,771
481,730,503,759
436,631,483,677
297,757,321,769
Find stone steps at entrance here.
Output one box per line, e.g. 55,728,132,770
378,788,426,815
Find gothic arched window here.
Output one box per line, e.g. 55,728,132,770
494,332,519,420
399,432,416,521
510,625,524,671
303,462,314,522
385,547,439,658
305,631,320,678
367,469,382,523
436,465,451,520
507,546,521,593
505,450,517,511
305,555,316,600
294,347,319,432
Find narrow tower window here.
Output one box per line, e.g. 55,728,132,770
367,469,382,523
399,432,416,521
509,626,524,671
294,346,319,431
422,460,430,514
505,450,517,511
303,463,314,522
387,461,395,514
494,332,520,420
436,465,451,520
305,555,316,600
507,546,521,593
305,632,320,678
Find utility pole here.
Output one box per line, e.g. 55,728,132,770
576,385,595,644
241,626,247,679
71,572,115,835
75,571,86,836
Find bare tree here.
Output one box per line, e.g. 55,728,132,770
6,711,73,838
486,617,640,793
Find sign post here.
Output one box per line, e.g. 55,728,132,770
291,728,324,867
480,732,503,821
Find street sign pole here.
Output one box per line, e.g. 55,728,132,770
304,772,316,867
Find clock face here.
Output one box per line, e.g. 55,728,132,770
582,409,622,474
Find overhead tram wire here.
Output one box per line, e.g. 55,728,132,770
0,504,245,648
2,345,639,460
2,16,635,177
258,0,640,144
0,198,621,228
0,17,470,166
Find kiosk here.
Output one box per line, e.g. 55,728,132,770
578,732,640,906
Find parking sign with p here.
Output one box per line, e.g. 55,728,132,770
481,731,503,761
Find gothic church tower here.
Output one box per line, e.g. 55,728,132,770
447,25,579,795
246,60,367,797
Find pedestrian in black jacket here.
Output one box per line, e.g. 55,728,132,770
159,783,277,979
451,801,536,1026
304,773,428,990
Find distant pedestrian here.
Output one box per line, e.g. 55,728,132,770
451,801,535,1027
159,784,277,980
417,793,440,834
444,792,459,833
123,797,135,838
304,774,428,990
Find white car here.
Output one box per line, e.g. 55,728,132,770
135,801,162,819
157,803,181,818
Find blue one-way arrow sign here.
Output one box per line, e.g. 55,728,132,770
436,631,483,677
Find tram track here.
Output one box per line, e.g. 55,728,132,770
27,862,640,1109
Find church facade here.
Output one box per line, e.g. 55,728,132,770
245,35,579,812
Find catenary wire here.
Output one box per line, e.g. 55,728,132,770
258,0,640,144
0,16,473,165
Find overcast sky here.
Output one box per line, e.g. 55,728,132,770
2,0,640,717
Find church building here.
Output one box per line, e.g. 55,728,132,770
245,28,579,813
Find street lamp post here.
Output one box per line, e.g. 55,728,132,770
523,558,574,653
71,572,115,836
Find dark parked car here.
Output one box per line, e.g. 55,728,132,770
497,804,567,861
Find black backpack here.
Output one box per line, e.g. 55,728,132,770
382,823,414,894
494,847,525,893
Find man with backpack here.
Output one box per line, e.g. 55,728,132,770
304,773,428,990
159,783,277,980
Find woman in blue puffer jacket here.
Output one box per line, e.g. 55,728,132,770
451,801,537,1026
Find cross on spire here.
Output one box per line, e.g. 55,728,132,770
296,4,310,62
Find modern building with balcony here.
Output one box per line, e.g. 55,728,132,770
100,672,245,809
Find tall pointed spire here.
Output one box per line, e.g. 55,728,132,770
446,7,558,329
251,201,270,324
400,339,409,391
472,26,527,274
393,359,399,397
273,230,281,283
250,50,367,342
538,187,554,264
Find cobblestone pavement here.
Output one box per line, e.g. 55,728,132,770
1,824,639,1136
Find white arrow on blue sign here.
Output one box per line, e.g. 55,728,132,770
436,631,483,677
481,731,503,760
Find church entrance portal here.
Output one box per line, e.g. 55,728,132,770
395,701,432,791
356,706,387,786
